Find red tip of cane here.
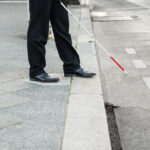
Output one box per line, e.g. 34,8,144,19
110,57,126,73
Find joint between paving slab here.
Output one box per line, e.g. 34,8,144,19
0,99,35,111
0,88,39,110
75,8,82,50
60,77,72,150
0,121,25,130
0,83,38,96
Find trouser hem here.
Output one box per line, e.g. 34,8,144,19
63,65,80,73
29,70,46,78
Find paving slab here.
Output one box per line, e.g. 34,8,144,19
62,94,111,150
0,85,69,150
0,120,63,150
0,93,31,109
0,80,35,93
0,113,24,129
13,85,69,102
71,76,101,94
62,7,111,150
0,145,10,150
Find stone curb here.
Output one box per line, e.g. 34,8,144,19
62,6,112,150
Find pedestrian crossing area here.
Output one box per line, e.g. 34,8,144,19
125,48,150,90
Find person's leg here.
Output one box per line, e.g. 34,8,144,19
50,0,80,73
27,0,53,77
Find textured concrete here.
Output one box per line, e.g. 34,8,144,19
14,85,70,102
92,0,150,149
62,7,111,150
92,0,150,107
143,77,150,89
115,107,150,150
0,2,109,150
0,86,70,150
62,94,110,150
0,93,31,109
71,76,101,94
0,3,76,150
0,113,24,129
0,80,35,93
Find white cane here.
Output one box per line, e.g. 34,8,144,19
60,2,128,74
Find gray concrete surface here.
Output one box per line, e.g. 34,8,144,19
91,0,150,149
115,107,150,150
62,7,111,150
0,2,110,150
0,3,78,150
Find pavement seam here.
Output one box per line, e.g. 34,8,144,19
60,77,72,150
61,9,82,148
0,121,25,130
75,7,82,50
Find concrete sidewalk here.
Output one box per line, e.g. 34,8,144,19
0,2,111,150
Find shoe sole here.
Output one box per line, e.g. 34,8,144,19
30,78,59,83
64,74,95,78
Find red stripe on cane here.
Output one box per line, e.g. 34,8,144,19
110,57,125,72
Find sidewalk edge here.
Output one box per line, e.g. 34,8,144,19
62,6,112,150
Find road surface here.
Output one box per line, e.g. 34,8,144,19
91,0,150,149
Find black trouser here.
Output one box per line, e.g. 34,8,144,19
27,0,80,77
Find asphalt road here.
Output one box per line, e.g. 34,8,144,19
91,0,150,149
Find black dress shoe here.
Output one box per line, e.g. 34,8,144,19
30,73,59,83
67,0,80,5
64,68,96,78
